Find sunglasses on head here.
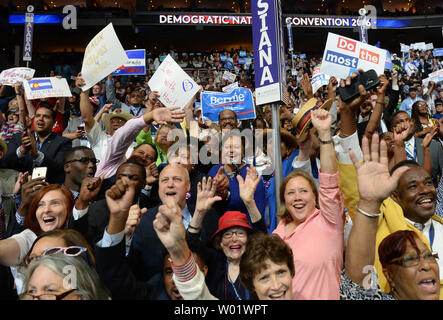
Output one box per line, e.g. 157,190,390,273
25,246,91,266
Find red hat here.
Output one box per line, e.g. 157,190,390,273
211,211,252,240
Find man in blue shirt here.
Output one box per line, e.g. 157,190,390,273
399,86,424,116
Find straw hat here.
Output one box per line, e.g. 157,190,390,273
102,109,133,132
292,98,334,141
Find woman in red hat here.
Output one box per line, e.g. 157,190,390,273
187,165,267,300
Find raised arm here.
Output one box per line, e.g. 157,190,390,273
237,165,263,224
76,73,95,133
311,108,337,174
13,82,27,127
364,74,389,141
346,133,409,286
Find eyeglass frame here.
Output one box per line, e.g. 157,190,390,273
20,288,77,300
64,157,100,165
25,246,91,267
222,229,248,240
389,251,439,268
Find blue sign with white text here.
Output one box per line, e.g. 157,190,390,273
251,0,286,105
201,88,256,122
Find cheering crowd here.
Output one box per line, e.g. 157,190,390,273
0,41,442,302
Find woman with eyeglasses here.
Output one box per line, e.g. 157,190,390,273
186,166,266,300
21,252,110,300
341,133,440,300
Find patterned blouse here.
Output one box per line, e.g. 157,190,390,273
339,270,395,300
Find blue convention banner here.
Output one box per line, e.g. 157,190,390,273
112,49,146,75
251,0,286,105
201,87,256,122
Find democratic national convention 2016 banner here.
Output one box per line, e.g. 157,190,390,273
148,54,200,109
0,67,35,86
24,77,72,100
112,49,146,76
319,32,386,80
251,0,286,106
80,23,127,91
201,87,256,123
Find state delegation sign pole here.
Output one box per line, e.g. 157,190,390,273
251,0,286,217
23,5,34,67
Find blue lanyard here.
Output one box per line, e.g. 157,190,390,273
226,262,249,300
130,106,143,117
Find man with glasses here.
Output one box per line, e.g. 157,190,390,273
106,75,146,117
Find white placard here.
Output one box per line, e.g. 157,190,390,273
400,43,410,53
0,67,35,86
319,32,386,80
222,70,236,83
426,43,434,50
23,77,72,100
311,65,330,94
80,23,127,91
222,82,239,93
148,54,199,109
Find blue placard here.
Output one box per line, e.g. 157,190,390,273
160,55,167,62
433,48,443,57
224,61,234,70
239,51,246,57
299,53,306,59
238,58,246,64
112,49,146,76
251,0,286,105
201,88,256,122
220,55,227,61
292,54,298,59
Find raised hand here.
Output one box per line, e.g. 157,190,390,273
213,166,229,198
327,76,338,100
106,177,136,221
153,197,187,258
75,73,86,90
311,108,332,137
349,133,409,205
393,122,411,145
124,204,148,238
195,176,222,216
237,165,261,205
146,91,159,112
145,162,159,185
296,131,313,161
76,175,104,209
152,107,186,125
13,171,29,195
18,177,48,216
300,73,313,99
377,74,389,95
422,126,438,149
338,70,369,113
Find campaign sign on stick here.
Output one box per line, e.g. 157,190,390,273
0,67,35,86
300,54,306,59
24,77,72,100
222,70,236,83
220,55,227,62
148,54,199,109
222,82,239,93
239,51,246,57
224,61,234,70
80,23,127,91
400,43,409,53
112,49,146,76
201,87,255,122
311,65,330,93
319,32,386,80
251,0,286,105
433,48,443,57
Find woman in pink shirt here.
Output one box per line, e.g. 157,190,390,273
273,108,344,300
